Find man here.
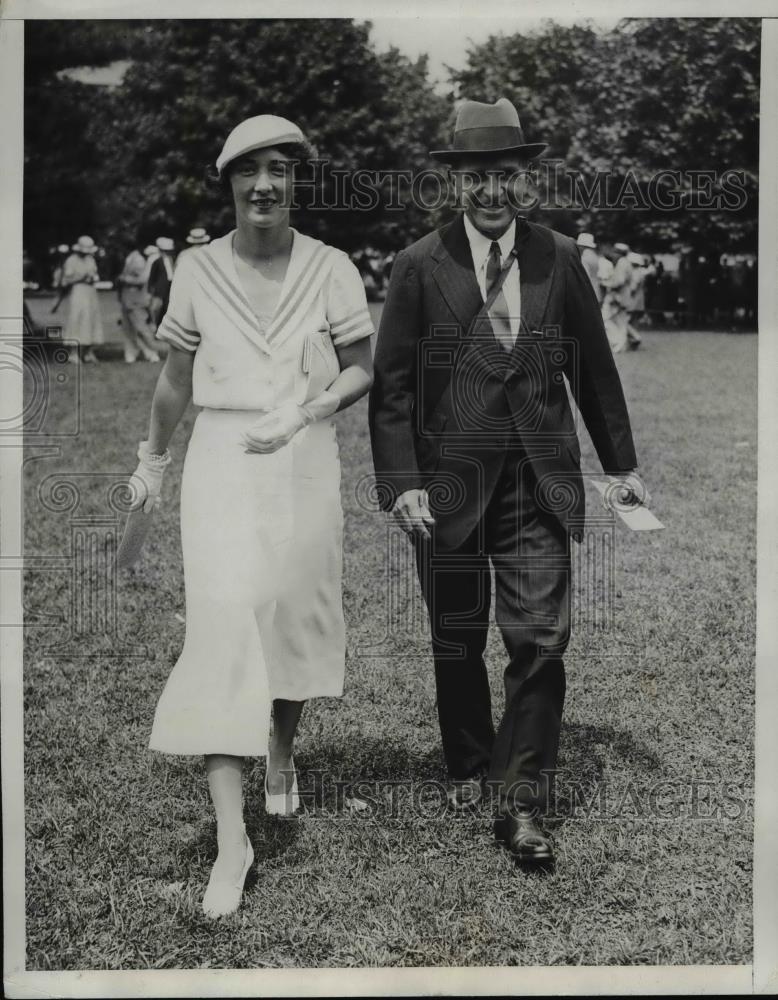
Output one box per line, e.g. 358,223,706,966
117,245,161,363
602,242,635,353
147,236,176,328
369,98,649,867
625,251,647,349
576,232,602,303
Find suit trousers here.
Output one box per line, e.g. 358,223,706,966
414,444,571,811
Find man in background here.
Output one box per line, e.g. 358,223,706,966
625,251,646,349
602,242,632,353
147,236,176,328
117,245,161,363
576,232,602,302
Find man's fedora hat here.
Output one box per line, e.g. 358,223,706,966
576,233,597,250
429,97,547,162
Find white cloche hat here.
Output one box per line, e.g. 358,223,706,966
216,115,306,177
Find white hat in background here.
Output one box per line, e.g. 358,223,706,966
156,236,175,252
613,242,630,254
215,115,305,177
143,245,158,257
57,243,70,254
72,235,98,254
576,233,597,250
628,251,645,265
186,227,210,245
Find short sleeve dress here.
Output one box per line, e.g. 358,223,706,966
148,229,374,757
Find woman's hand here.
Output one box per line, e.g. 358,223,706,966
127,442,172,512
242,402,308,454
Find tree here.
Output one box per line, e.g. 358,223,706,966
450,18,760,253
24,21,152,266
88,20,450,254
24,19,451,269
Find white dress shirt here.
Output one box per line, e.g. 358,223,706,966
463,214,521,341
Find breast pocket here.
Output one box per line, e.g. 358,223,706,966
302,325,340,400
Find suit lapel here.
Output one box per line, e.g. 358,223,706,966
431,217,483,332
516,223,556,338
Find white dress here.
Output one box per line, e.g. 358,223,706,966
63,253,104,345
148,229,373,756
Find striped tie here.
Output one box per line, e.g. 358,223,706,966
485,241,514,352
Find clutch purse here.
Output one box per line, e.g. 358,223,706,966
116,508,156,568
302,325,340,401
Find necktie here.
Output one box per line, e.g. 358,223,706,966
485,242,514,352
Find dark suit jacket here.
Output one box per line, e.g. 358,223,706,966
368,215,638,548
147,255,173,313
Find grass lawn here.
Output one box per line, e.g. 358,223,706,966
22,328,755,969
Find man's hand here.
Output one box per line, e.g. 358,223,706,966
392,488,435,539
603,470,651,512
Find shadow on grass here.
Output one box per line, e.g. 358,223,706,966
551,720,666,829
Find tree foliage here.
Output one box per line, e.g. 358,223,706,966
24,18,760,269
450,17,760,252
26,20,449,262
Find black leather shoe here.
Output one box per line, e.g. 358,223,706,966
495,809,555,867
446,776,483,811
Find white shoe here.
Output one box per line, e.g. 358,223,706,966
124,354,138,364
143,351,161,363
265,758,300,816
202,827,254,919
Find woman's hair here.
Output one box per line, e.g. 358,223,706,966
205,138,318,192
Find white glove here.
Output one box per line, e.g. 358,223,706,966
243,391,339,455
127,441,171,512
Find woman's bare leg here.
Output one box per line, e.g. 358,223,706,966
266,700,305,794
205,754,247,878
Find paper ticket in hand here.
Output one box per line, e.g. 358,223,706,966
590,478,664,531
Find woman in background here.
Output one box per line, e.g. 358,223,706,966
62,235,104,363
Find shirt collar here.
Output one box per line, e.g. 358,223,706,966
463,214,517,272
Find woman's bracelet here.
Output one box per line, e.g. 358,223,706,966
137,440,172,466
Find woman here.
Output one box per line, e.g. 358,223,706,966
62,235,104,363
128,115,374,917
